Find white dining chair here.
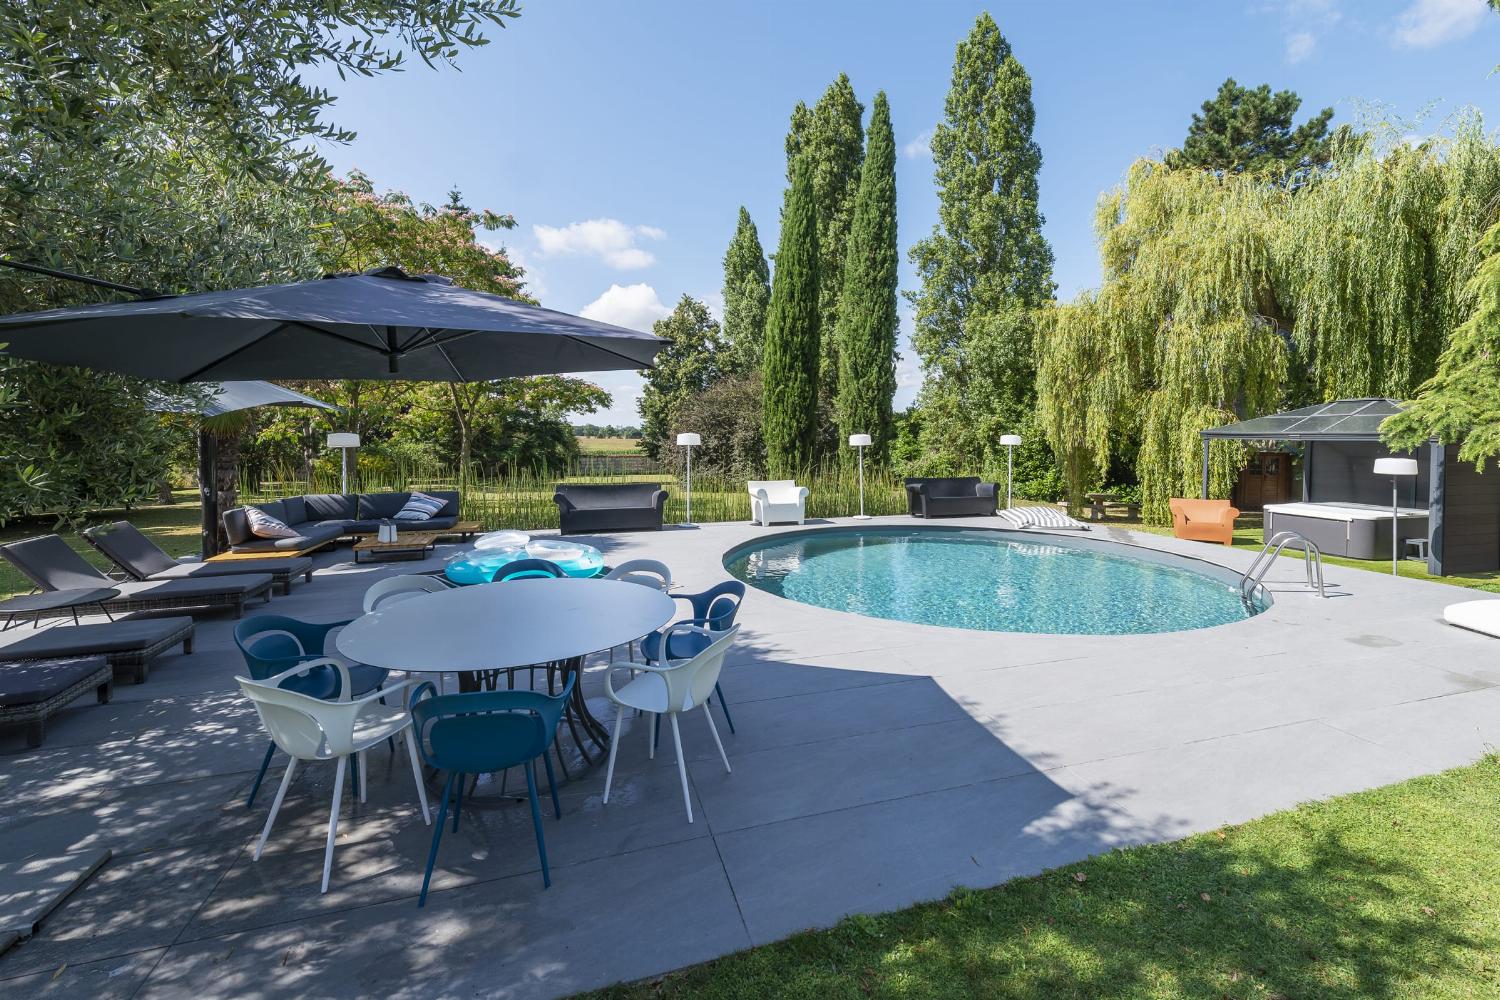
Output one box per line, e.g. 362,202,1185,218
362,574,452,613
237,660,430,893
603,560,673,662
602,623,739,823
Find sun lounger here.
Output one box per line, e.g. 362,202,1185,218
1,535,273,619
83,521,313,595
996,506,1090,531
0,655,112,747
1443,600,1500,638
0,617,194,683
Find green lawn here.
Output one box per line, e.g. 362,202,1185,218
0,492,202,599
586,757,1500,999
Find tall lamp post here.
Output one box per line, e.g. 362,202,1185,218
849,434,872,520
327,432,360,495
1373,456,1419,576
999,434,1023,510
677,432,701,526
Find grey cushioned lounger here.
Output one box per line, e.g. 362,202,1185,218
0,535,274,618
82,521,313,595
0,655,112,747
0,617,195,683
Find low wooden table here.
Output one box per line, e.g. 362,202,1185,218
353,532,439,563
444,520,482,540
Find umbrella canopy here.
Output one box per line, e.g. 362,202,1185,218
0,267,663,381
153,380,337,417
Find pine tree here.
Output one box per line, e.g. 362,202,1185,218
786,73,864,396
834,91,898,464
762,161,822,474
721,207,771,374
908,12,1054,474
1164,78,1337,177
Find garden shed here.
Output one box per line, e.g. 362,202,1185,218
1200,398,1500,576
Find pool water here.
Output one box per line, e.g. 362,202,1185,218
724,528,1265,635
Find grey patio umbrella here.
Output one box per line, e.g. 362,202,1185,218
0,267,664,382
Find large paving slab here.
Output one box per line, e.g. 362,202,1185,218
0,514,1494,997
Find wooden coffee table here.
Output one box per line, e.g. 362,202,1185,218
353,532,439,563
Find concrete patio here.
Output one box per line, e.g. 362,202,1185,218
1,515,1497,998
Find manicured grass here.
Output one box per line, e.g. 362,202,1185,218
585,756,1500,999
576,436,642,455
1127,518,1500,595
0,492,203,599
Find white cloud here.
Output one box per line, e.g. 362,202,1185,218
700,290,725,322
565,371,644,425
493,242,546,299
579,283,672,333
1285,30,1317,62
532,218,665,270
1396,0,1487,47
901,130,933,160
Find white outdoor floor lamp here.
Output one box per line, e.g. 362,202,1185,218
1373,456,1419,576
999,434,1023,510
849,434,873,520
327,432,360,495
677,432,701,526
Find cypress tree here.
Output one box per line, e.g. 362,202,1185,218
721,207,771,374
786,73,864,396
834,91,898,464
762,161,821,474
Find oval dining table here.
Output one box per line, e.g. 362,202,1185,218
336,577,675,768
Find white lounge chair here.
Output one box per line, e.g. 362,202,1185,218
997,505,1090,531
1444,600,1500,638
747,480,808,526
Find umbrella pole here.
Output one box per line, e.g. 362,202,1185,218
198,428,220,559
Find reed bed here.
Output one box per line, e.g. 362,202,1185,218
241,464,912,530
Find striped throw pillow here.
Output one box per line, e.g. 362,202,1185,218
393,491,446,521
245,506,299,539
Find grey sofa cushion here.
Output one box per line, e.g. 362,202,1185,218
253,500,288,524
281,496,308,525
228,522,344,553
0,617,193,662
358,492,410,519
223,507,254,546
0,656,109,708
302,493,357,520
555,484,664,510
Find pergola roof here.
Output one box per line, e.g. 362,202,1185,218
1201,398,1405,443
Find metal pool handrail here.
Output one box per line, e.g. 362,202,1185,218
1241,530,1326,600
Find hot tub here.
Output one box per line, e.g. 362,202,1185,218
1263,502,1428,559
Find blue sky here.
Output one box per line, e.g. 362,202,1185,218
312,0,1499,425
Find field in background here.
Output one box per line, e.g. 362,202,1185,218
575,436,641,455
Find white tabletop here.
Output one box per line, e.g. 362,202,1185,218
335,577,676,673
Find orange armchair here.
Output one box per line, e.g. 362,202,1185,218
1168,498,1239,546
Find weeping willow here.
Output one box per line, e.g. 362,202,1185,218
1037,117,1500,523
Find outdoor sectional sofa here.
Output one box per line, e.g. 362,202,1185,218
904,477,999,518
221,491,461,554
554,483,667,534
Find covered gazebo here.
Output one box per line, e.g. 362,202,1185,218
1201,398,1500,576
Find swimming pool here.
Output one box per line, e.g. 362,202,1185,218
724,528,1266,635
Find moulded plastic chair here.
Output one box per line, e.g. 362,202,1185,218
362,574,452,613
494,558,565,582
603,624,739,823
237,661,430,893
234,614,391,808
640,580,745,733
604,559,673,591
409,674,576,906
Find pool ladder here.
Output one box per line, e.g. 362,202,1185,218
1240,531,1326,601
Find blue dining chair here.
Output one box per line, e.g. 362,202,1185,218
494,558,565,582
234,614,391,808
640,580,745,734
409,674,575,907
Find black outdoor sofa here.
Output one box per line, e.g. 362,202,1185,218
221,490,461,554
1,535,273,618
904,477,1000,518
554,484,667,534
